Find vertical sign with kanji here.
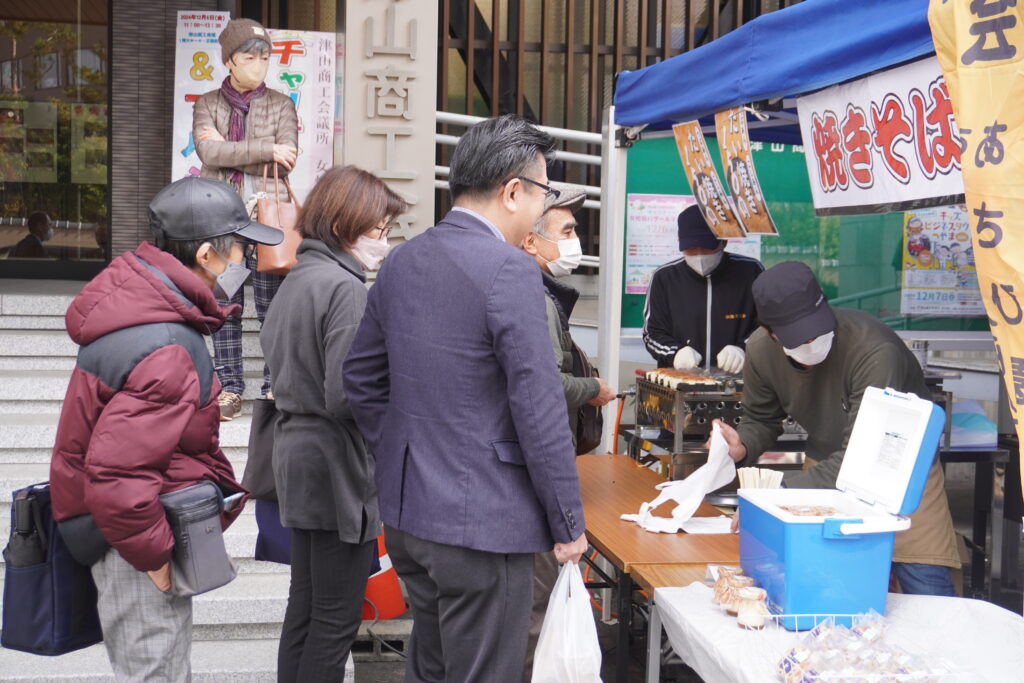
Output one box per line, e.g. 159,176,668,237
713,107,778,235
671,121,745,238
344,0,437,243
171,11,336,202
929,0,1024,486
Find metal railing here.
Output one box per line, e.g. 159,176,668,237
434,111,604,246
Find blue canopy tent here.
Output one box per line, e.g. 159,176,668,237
612,0,935,141
594,0,940,450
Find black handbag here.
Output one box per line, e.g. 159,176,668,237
243,397,279,501
2,483,103,655
159,481,237,597
569,341,604,455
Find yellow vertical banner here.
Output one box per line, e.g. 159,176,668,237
672,121,745,238
929,0,1024,486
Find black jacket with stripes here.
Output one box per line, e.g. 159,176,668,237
642,252,764,368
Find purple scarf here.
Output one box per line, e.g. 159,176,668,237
220,77,267,186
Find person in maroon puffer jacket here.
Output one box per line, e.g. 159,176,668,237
49,176,282,682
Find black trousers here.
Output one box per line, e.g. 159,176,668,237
386,525,534,683
277,529,376,683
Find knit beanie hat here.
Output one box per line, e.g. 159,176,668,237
219,18,272,63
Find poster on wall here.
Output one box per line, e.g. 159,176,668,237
171,11,336,202
672,121,745,238
625,193,761,295
0,101,58,183
714,107,779,235
797,56,964,216
900,205,983,316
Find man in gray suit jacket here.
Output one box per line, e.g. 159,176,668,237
344,114,588,682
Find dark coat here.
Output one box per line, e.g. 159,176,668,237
260,239,379,544
343,210,585,554
642,252,764,368
49,241,245,571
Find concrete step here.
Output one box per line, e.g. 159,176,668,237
0,446,249,465
0,497,261,565
0,369,269,406
0,315,266,332
0,638,356,682
0,356,270,374
0,414,254,449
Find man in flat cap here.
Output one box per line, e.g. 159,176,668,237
192,17,298,420
519,181,615,679
643,204,763,375
717,261,960,596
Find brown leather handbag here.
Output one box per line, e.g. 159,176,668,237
256,163,302,275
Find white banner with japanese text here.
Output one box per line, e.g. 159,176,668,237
171,11,335,202
796,56,965,216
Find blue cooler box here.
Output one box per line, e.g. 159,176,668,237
738,387,945,631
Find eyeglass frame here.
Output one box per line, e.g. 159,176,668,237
517,176,561,200
368,223,392,240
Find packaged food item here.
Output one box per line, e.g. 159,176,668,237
722,574,755,615
735,586,770,629
712,566,744,604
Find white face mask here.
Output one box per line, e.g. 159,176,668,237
351,234,390,271
539,234,583,278
686,250,723,276
782,331,835,366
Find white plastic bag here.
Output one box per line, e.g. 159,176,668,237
531,562,603,683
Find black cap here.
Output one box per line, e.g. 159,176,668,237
149,177,283,245
677,205,722,251
752,261,837,349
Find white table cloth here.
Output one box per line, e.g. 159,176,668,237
649,583,1024,683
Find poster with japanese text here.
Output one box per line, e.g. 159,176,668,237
714,107,778,235
672,121,745,238
625,193,761,295
796,56,964,216
899,205,983,316
171,11,335,202
930,0,1024,485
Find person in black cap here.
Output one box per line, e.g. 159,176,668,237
642,204,763,373
48,176,282,681
716,261,960,596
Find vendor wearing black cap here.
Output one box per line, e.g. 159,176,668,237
716,261,960,596
642,205,763,374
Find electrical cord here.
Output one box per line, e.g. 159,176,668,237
363,597,408,660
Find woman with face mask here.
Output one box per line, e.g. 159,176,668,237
260,166,407,682
192,18,300,422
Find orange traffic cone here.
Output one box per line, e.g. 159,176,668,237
362,532,406,620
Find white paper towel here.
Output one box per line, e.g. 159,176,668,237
620,421,737,533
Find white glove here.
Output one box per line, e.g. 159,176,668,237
673,346,702,370
716,345,745,374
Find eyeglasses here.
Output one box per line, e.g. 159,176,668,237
518,176,560,200
369,223,392,240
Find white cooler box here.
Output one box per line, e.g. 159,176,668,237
738,386,945,630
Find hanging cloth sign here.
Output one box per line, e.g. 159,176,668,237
672,121,745,238
929,0,1024,490
796,56,965,216
714,107,778,235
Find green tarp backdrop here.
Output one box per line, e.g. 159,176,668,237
620,136,985,332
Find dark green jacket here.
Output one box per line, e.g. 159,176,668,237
543,274,600,440
737,308,959,568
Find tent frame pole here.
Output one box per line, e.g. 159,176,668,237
598,105,628,454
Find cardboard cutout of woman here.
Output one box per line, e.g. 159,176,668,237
191,18,297,420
